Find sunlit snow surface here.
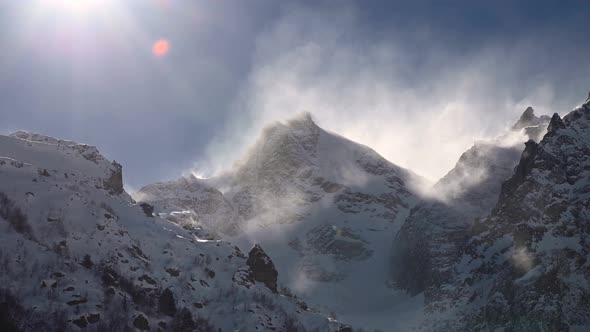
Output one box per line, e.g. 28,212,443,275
0,131,335,331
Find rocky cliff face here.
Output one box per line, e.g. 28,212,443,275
429,98,590,330
391,107,550,306
104,161,124,195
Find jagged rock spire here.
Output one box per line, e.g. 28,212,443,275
547,113,566,133
523,106,535,116
512,106,539,130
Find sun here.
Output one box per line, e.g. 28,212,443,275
41,0,107,14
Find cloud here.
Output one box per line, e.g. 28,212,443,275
196,2,582,183
511,247,535,273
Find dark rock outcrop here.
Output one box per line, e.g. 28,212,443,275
104,161,123,195
133,314,150,331
158,288,177,317
87,313,100,324
139,203,154,217
246,244,278,293
499,139,539,202
80,254,94,269
170,308,197,331
547,113,566,133
72,316,88,328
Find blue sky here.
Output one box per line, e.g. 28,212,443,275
1,0,589,188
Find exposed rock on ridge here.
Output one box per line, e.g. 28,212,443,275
246,244,279,293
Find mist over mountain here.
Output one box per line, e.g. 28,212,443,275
3,89,590,331
3,88,590,331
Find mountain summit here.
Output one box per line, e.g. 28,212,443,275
511,106,551,130
138,112,426,330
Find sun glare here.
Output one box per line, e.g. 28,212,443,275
40,0,106,14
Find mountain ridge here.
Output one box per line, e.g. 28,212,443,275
4,96,588,331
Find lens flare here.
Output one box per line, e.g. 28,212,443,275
152,39,170,57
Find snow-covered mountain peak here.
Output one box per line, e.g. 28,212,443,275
237,112,321,173
511,106,550,130
137,112,427,330
285,110,315,128
233,112,422,192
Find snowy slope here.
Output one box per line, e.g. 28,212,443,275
138,112,427,331
1,131,126,196
0,132,340,331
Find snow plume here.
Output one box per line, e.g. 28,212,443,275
511,247,535,274
429,130,530,203
197,2,566,183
